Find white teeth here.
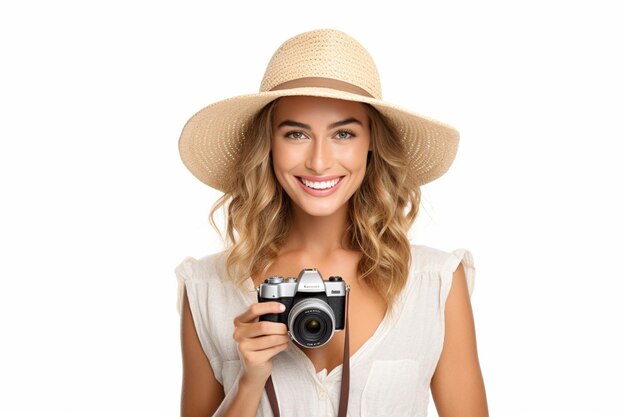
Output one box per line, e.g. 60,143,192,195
299,177,341,190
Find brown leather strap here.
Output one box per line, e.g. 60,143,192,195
338,287,350,417
265,374,281,417
269,76,374,98
265,289,351,417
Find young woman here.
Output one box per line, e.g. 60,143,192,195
176,29,488,417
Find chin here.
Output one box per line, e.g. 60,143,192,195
304,202,350,218
302,208,341,217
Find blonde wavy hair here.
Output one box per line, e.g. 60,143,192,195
209,97,420,310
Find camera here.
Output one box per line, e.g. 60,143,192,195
256,268,350,348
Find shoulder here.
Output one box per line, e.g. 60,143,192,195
410,245,476,300
409,244,474,273
174,250,229,283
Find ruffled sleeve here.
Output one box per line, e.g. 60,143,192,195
439,248,476,314
175,256,197,316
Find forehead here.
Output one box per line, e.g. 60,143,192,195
272,96,368,123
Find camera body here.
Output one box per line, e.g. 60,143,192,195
256,268,349,348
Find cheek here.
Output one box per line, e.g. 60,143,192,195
338,144,369,168
270,155,289,191
270,142,293,181
272,142,300,169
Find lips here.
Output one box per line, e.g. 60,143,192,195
295,175,345,196
298,177,341,190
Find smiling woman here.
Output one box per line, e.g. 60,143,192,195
270,96,371,218
175,28,488,417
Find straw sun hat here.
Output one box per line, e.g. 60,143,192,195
178,28,459,192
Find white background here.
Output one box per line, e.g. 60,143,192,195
1,1,624,416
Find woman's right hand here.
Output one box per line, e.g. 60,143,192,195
232,302,290,386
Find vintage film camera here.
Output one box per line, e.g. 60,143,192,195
256,268,350,348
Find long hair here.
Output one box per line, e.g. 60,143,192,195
209,98,419,310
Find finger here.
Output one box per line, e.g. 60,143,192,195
248,321,288,337
234,302,285,325
249,341,290,363
233,321,288,342
240,334,291,352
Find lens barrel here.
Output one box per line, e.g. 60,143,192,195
288,298,335,347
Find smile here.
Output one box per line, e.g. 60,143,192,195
299,177,341,189
295,176,345,196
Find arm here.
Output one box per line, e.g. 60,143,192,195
180,285,225,416
430,263,489,417
180,285,289,417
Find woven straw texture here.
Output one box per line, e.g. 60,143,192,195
178,28,459,192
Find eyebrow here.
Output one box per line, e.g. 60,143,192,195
276,117,363,130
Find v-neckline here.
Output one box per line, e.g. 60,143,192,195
288,303,395,380
241,276,401,381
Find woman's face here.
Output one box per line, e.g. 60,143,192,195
271,95,371,218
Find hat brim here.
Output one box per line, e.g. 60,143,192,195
179,87,459,192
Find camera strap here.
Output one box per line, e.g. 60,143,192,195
264,289,351,417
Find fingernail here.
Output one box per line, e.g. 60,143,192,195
279,304,286,312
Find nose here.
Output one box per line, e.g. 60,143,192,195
305,138,333,173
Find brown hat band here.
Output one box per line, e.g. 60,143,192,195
268,77,375,98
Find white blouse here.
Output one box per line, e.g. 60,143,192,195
175,244,475,417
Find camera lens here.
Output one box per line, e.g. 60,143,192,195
306,319,320,333
288,299,335,348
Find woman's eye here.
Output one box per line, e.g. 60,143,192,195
285,131,306,140
336,130,355,140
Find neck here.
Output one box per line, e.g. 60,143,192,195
283,202,352,257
